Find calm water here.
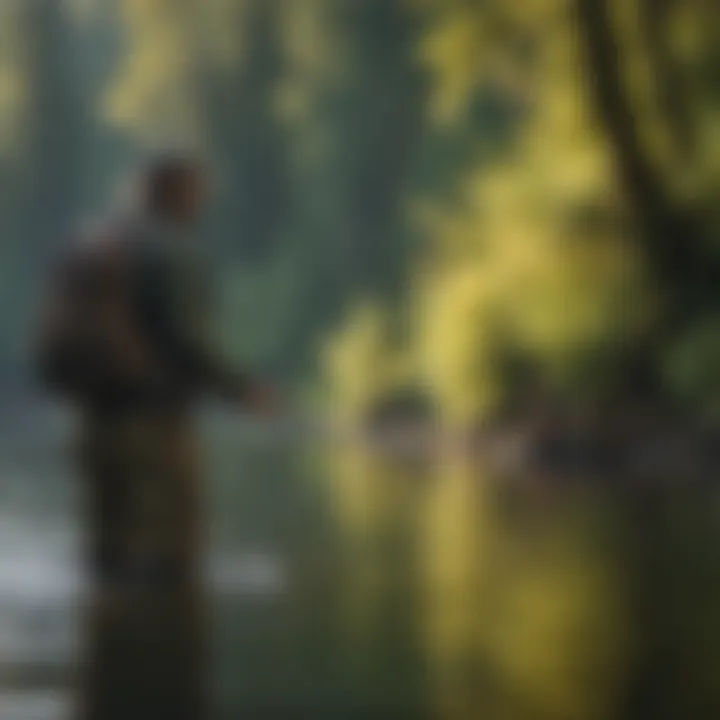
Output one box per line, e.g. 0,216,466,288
1,411,720,720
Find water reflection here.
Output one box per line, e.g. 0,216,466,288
323,445,720,720
2,424,720,719
322,447,427,712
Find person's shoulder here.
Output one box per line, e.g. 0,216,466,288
56,214,144,279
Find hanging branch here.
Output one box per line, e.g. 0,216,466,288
574,0,675,240
576,0,717,303
638,0,696,161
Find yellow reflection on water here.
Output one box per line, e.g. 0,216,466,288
323,446,645,720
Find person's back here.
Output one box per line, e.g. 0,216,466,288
37,218,164,412
60,214,201,581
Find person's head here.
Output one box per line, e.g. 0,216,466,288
139,153,207,225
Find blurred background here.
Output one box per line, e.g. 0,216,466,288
0,0,719,718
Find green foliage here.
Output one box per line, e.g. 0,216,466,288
100,0,427,381
325,0,718,425
0,0,716,418
321,301,405,422
663,318,720,413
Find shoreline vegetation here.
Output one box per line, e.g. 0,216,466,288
2,396,718,481
354,416,718,481
319,0,719,441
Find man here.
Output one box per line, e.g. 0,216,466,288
37,154,275,720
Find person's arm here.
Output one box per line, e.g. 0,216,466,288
138,245,253,404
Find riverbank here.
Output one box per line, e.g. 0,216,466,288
354,409,719,482
2,396,716,482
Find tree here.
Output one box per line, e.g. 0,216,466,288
356,0,720,423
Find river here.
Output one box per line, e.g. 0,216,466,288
1,410,719,719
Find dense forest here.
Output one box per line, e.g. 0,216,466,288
0,0,717,428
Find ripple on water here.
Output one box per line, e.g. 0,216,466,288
0,690,68,720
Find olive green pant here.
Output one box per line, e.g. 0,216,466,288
75,412,208,720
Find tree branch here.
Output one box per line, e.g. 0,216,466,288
574,0,675,244
638,0,696,160
574,0,717,345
